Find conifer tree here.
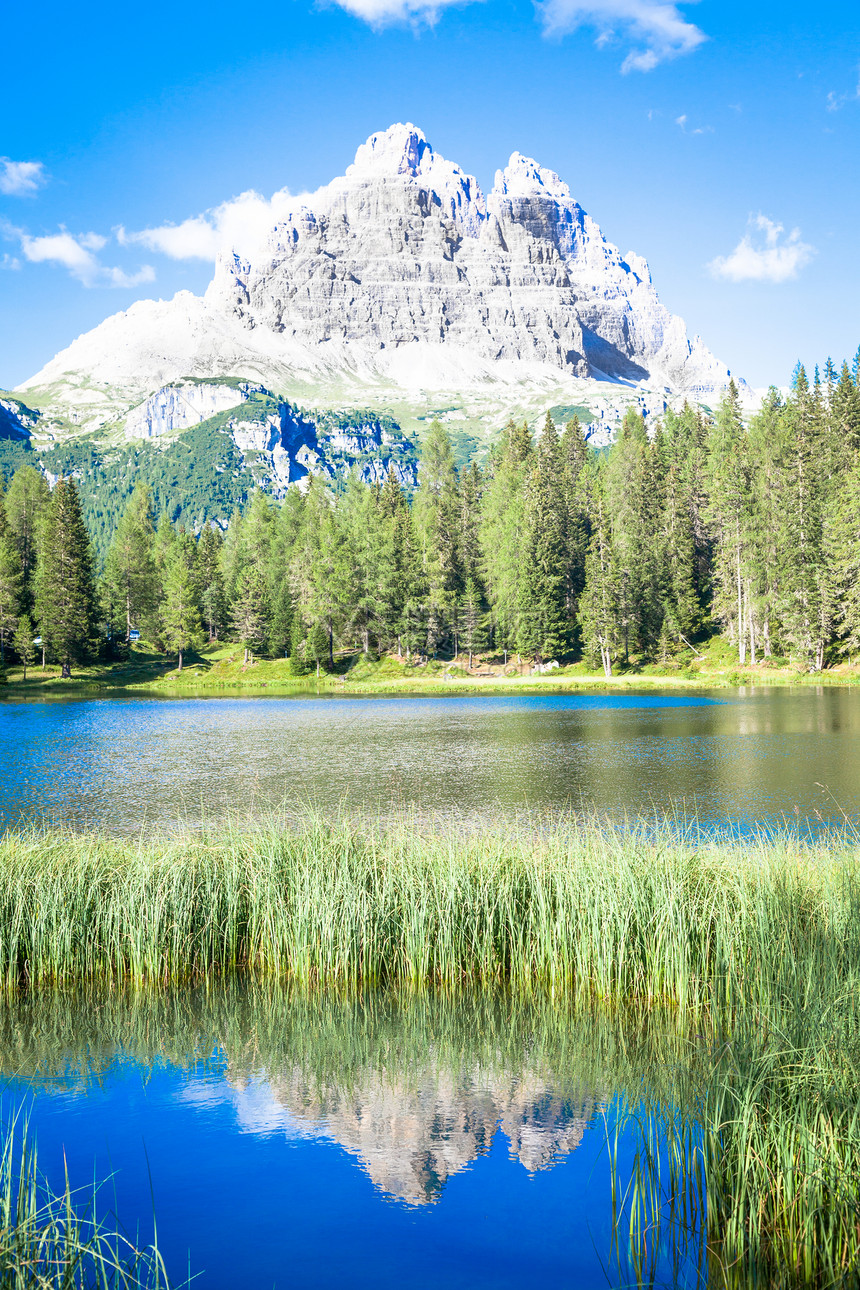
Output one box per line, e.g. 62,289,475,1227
704,381,752,662
12,613,35,681
481,419,532,654
100,483,158,644
560,416,590,625
579,473,620,678
605,408,663,660
231,564,270,665
516,413,570,661
34,478,98,676
827,463,860,660
289,613,308,675
0,496,22,664
4,465,49,610
159,533,201,671
198,525,227,642
414,420,462,655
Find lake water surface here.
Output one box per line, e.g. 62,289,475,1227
1,985,702,1290
1,686,858,834
1,685,858,1287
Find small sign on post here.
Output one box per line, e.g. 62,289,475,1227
129,629,141,642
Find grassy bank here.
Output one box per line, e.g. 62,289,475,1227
4,637,860,696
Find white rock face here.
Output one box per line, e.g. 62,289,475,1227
18,123,741,440
124,380,263,440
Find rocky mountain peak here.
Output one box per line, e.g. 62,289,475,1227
18,122,742,442
492,152,572,202
346,122,434,180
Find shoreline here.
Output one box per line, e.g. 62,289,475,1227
3,643,860,698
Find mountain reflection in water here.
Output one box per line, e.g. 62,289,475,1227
0,985,701,1289
188,1064,599,1205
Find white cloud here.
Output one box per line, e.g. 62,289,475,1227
119,186,306,262
325,0,465,22
1,221,154,288
675,112,713,134
537,0,706,72
826,67,860,111
708,215,815,284
0,158,47,197
0,253,21,271
324,0,705,68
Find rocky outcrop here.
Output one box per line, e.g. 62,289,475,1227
124,380,264,440
122,380,419,495
0,395,38,441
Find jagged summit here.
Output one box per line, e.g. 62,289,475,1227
493,152,571,201
19,123,739,444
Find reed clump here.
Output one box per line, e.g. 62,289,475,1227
0,818,855,1000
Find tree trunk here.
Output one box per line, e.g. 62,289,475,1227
736,543,746,665
328,625,333,669
763,618,772,658
747,580,756,666
601,646,612,679
41,645,45,669
177,650,183,672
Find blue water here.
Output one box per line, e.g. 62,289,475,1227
2,686,859,834
2,994,701,1290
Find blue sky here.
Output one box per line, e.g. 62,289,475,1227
2,0,858,390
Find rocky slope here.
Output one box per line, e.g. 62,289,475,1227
17,123,741,459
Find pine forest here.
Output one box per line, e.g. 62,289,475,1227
2,358,860,679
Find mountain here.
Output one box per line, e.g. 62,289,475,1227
17,123,740,464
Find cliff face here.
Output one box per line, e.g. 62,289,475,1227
205,123,730,395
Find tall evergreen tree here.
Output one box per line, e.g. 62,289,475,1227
4,465,49,611
481,419,532,655
34,478,98,676
579,471,620,678
231,564,270,665
159,533,202,671
198,525,227,642
516,413,570,661
704,381,753,662
99,483,158,643
0,495,22,664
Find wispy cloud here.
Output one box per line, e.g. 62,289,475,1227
0,253,21,271
1,221,154,287
326,0,707,71
675,113,712,134
0,158,47,197
119,187,305,262
533,1,706,72
826,66,860,111
708,215,815,284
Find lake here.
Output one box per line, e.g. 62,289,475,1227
1,686,859,834
1,684,858,1287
